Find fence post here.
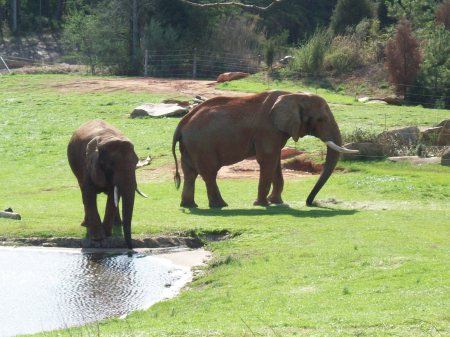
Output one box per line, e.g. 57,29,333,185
192,48,197,79
0,56,11,73
144,49,148,77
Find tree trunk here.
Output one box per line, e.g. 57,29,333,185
130,0,139,72
11,0,18,33
54,0,65,22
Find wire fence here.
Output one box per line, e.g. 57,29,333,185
143,49,262,79
1,50,449,159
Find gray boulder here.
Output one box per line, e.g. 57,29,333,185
442,148,450,166
421,119,450,146
342,142,384,160
130,103,189,118
377,126,420,147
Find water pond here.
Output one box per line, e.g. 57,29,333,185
0,247,191,337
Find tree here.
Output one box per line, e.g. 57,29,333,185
329,0,373,35
385,0,440,29
10,0,18,33
385,18,422,99
436,0,450,29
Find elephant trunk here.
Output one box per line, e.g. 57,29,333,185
306,146,340,206
116,171,136,250
306,122,342,206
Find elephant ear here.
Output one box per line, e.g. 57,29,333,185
86,136,106,187
270,94,302,142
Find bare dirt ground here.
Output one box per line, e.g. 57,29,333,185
54,77,248,98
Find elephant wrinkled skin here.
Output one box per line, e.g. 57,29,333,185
67,119,142,249
172,91,357,208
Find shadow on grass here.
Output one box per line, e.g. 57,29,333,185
185,205,358,218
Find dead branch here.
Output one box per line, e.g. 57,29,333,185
178,0,286,13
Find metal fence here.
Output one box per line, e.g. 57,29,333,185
143,49,262,79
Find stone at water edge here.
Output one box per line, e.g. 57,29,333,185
441,148,450,166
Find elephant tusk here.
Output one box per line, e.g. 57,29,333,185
136,187,148,198
326,141,359,154
114,186,120,207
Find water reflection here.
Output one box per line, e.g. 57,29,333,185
0,248,189,337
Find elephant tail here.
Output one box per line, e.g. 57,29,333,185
172,124,181,190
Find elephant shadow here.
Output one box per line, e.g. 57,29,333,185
185,204,358,218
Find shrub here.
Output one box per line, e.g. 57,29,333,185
287,28,331,77
323,34,364,75
329,0,373,35
409,24,450,108
385,18,422,99
436,0,450,29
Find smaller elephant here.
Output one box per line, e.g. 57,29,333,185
67,120,147,249
172,91,357,208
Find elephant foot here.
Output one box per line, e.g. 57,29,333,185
89,225,106,241
80,220,88,227
253,199,269,207
103,223,113,237
180,200,198,208
268,195,284,205
209,200,228,208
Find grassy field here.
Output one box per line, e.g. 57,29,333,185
1,74,449,336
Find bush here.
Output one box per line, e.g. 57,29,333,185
409,24,450,108
385,18,422,99
329,0,373,35
323,34,364,75
286,28,331,77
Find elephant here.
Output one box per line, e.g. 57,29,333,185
67,119,147,249
171,91,357,208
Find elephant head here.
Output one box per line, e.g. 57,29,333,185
270,93,357,206
85,136,145,249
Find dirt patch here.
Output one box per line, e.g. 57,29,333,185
139,148,323,183
53,77,247,98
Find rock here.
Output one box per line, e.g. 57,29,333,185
216,72,249,83
437,119,450,146
366,100,388,105
388,156,441,165
442,148,450,166
279,56,294,65
130,103,189,118
377,126,420,148
0,208,21,220
341,142,385,160
359,97,402,105
422,126,443,145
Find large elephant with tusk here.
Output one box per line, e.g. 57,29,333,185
172,91,357,208
67,119,147,249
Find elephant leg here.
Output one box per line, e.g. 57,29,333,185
181,160,198,208
102,193,117,237
254,157,278,206
268,161,284,204
202,170,228,208
82,183,105,241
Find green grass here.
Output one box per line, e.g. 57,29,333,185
1,74,449,336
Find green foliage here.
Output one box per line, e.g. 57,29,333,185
329,0,373,35
385,0,441,30
410,24,450,108
286,28,331,76
323,34,364,75
63,0,133,75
